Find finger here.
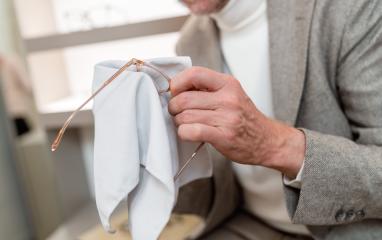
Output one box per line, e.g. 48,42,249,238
170,67,227,96
168,91,217,115
178,123,221,143
174,109,219,126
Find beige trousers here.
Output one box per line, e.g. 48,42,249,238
199,211,313,240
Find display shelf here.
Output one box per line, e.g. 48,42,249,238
39,94,93,129
24,15,188,53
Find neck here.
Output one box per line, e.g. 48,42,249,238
211,0,266,31
214,0,230,12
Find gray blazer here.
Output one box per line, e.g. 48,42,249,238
174,0,382,239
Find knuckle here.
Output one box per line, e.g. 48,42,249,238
185,67,200,79
168,100,175,114
191,66,204,73
229,114,242,126
223,75,235,84
227,76,244,93
223,94,240,108
174,114,182,125
225,130,236,141
178,93,190,108
227,75,240,85
170,94,190,114
168,99,178,115
177,110,193,124
183,110,194,122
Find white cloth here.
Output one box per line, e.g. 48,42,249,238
92,57,212,240
212,0,310,235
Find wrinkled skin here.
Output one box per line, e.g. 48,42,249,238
169,67,306,178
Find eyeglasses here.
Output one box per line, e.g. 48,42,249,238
51,58,204,181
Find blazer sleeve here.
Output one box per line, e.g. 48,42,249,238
285,0,382,226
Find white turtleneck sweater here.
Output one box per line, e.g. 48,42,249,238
212,0,310,235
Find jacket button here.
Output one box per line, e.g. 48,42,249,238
346,210,356,221
335,209,347,222
356,210,366,218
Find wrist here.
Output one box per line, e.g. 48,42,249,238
265,123,306,179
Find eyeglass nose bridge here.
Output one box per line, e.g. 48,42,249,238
137,59,171,94
132,58,144,72
50,58,203,183
51,58,171,152
133,58,171,94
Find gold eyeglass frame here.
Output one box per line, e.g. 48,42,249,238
50,58,204,181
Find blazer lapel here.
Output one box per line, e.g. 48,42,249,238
174,2,316,233
177,0,316,126
176,16,224,72
268,0,316,125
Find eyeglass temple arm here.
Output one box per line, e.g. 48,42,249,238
142,61,171,92
51,58,142,152
174,142,205,181
51,57,202,181
51,58,175,152
142,62,205,181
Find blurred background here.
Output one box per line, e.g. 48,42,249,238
0,0,202,239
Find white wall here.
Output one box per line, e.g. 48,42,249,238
0,0,31,239
0,0,21,54
0,88,30,240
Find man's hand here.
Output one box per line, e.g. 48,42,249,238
168,67,305,178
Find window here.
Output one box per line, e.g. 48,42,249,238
52,0,187,33
14,0,188,113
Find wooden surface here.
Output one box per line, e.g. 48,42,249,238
80,212,202,240
48,202,203,240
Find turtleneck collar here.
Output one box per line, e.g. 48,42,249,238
211,0,266,31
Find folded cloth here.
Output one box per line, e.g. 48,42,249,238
92,57,212,240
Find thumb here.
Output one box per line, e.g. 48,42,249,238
171,67,226,96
